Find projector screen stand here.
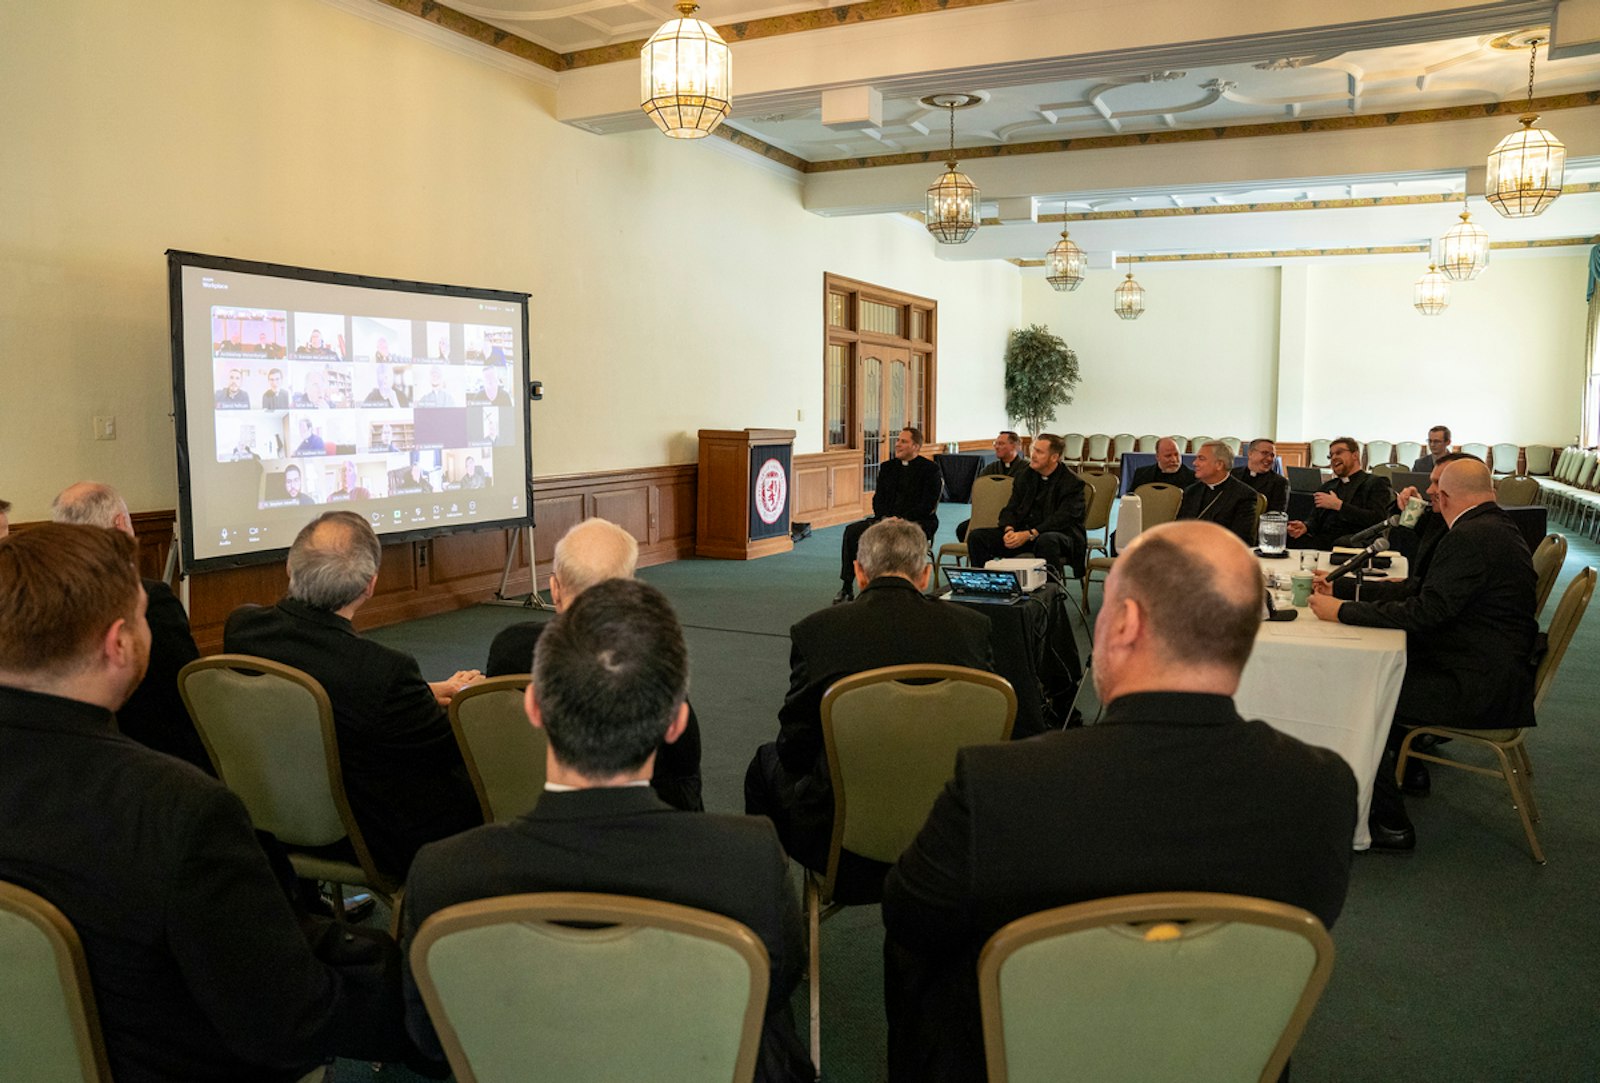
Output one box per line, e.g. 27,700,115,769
488,524,551,610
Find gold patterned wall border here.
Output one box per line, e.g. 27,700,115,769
713,125,812,172
374,0,569,70
378,0,1012,73
1036,183,1600,223
1009,236,1599,265
807,90,1600,173
564,0,1014,69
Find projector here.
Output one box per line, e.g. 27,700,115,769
983,557,1048,592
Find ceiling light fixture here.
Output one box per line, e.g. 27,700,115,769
1485,37,1565,218
1437,201,1489,281
1114,257,1145,320
640,3,732,139
1045,226,1086,292
1414,263,1450,316
922,94,982,244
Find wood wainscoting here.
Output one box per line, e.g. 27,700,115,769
45,464,699,653
792,449,868,529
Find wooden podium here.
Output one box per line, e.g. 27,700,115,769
696,428,796,560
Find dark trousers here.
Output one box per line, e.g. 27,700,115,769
965,527,1082,577
744,743,889,904
839,516,938,582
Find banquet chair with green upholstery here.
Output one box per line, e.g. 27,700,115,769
807,664,1016,1076
1396,567,1595,864
448,674,544,823
0,881,113,1082
410,892,769,1083
978,891,1335,1083
1532,534,1567,617
178,655,399,921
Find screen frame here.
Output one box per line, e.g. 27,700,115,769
166,249,535,574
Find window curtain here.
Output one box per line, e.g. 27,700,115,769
1585,246,1600,447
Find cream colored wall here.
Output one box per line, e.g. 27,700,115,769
1019,266,1281,441
1300,254,1588,447
0,0,1019,518
1019,254,1588,448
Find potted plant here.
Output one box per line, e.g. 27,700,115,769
1003,324,1080,438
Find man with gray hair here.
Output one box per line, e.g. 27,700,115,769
484,517,704,810
224,511,484,876
746,517,994,893
882,521,1357,1080
1177,440,1260,544
52,481,210,772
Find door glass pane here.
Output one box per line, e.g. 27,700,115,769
910,308,927,342
909,354,925,433
862,355,882,492
826,343,849,447
861,300,900,336
888,361,908,440
828,292,849,328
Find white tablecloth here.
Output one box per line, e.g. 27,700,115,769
1238,551,1408,850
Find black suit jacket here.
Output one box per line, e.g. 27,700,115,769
401,787,811,1082
1129,463,1195,493
116,578,210,773
1301,470,1393,548
872,455,943,535
1178,475,1260,544
0,686,392,1083
978,456,1028,480
485,620,704,811
1232,466,1289,515
224,599,482,877
1339,503,1538,729
880,692,1356,1082
996,466,1087,552
775,577,993,839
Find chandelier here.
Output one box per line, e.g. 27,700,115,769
1485,37,1565,218
640,3,732,139
1437,205,1489,281
923,94,982,244
1114,259,1145,320
1414,264,1450,316
1045,229,1086,291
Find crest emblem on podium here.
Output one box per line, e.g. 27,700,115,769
754,458,787,525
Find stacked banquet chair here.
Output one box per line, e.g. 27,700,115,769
1541,449,1600,538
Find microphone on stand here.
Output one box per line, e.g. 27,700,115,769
1343,512,1403,546
1327,533,1390,582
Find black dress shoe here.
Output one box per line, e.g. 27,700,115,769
832,584,854,605
314,890,377,922
1400,759,1431,798
1367,819,1416,853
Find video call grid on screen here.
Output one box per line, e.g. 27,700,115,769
169,252,533,572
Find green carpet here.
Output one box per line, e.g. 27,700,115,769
345,508,1600,1082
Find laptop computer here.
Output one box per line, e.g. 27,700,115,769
1287,466,1325,492
943,567,1023,605
1389,471,1430,494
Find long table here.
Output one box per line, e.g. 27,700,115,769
1235,551,1409,850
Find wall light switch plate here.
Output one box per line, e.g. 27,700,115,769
94,415,116,440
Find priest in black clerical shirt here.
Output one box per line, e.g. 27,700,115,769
1231,437,1289,515
965,433,1087,577
835,425,942,602
1128,436,1195,493
1288,436,1393,550
1178,441,1260,544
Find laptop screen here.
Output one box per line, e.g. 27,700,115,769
945,567,1020,596
1287,466,1324,492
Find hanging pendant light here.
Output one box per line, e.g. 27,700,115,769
1486,38,1565,218
923,94,981,244
1045,228,1086,292
1414,263,1450,316
640,2,732,139
1114,258,1145,320
1438,203,1489,281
